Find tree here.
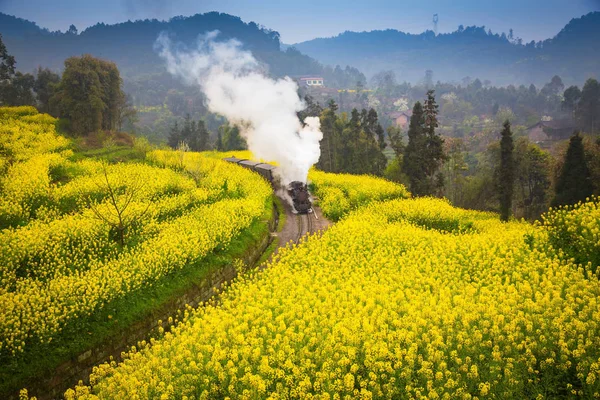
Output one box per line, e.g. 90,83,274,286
220,123,246,151
168,121,181,149
562,85,582,116
316,101,339,172
298,95,322,122
67,24,78,35
443,138,469,205
541,75,564,97
215,131,224,151
423,90,446,195
191,120,210,151
402,101,428,195
0,34,15,81
513,138,552,220
553,132,593,207
52,55,125,134
0,72,36,106
34,67,60,114
576,78,600,134
85,162,154,247
359,108,387,175
497,120,515,221
117,93,138,132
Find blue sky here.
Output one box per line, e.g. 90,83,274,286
0,0,598,43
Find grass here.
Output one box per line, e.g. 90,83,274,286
254,196,285,267
0,198,276,398
70,145,147,163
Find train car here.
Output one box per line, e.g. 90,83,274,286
254,163,277,182
223,156,312,214
223,157,242,164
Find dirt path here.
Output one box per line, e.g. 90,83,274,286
271,196,331,258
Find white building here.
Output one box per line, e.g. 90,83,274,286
299,77,324,87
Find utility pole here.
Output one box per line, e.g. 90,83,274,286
433,14,439,36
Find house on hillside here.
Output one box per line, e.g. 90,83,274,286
296,76,324,87
390,110,413,129
526,119,576,143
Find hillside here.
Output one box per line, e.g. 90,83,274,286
293,12,600,86
0,12,365,92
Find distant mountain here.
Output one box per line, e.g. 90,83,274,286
293,12,600,86
0,12,365,88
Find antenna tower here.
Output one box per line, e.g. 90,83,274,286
433,14,439,36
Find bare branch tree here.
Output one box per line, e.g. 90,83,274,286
82,162,153,247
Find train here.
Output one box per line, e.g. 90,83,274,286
223,156,312,214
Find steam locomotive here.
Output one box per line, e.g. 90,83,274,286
223,157,312,214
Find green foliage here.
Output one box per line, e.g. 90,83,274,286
0,33,15,81
513,138,552,220
33,67,60,115
403,91,446,196
553,132,593,207
576,78,600,134
498,120,515,221
168,115,211,152
0,71,36,106
383,157,409,186
387,125,404,158
218,123,247,152
52,55,126,135
316,101,387,176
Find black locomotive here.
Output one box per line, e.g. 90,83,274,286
224,156,312,214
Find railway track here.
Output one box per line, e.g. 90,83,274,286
294,210,317,244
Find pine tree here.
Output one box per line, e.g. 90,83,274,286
423,90,446,194
553,132,593,207
403,91,446,196
498,120,515,221
216,131,224,151
196,120,209,151
168,122,180,149
403,101,428,195
317,104,338,172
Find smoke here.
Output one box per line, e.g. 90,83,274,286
154,31,322,185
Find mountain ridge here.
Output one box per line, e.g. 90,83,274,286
291,12,600,86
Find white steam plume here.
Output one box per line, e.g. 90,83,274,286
154,31,322,185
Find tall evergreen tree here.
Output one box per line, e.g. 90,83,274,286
403,91,446,196
553,132,593,207
498,120,515,222
402,101,428,195
194,120,210,151
317,102,338,172
216,131,224,151
423,90,446,195
220,123,246,151
168,121,180,149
